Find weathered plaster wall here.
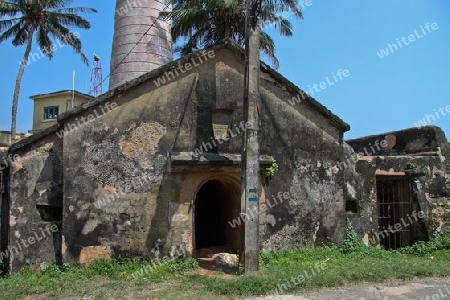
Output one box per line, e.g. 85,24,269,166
7,135,63,270
62,73,200,262
258,89,347,250
342,146,378,245
0,147,8,266
214,50,349,250
61,47,350,263
9,45,350,266
6,44,450,271
345,126,450,245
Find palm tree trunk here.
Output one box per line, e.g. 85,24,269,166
11,27,34,142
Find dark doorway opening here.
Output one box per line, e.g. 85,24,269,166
376,176,411,249
194,179,240,254
195,181,225,248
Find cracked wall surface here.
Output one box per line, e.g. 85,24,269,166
4,46,450,272
7,135,63,270
346,126,450,246
6,46,355,268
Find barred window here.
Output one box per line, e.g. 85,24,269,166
43,106,59,120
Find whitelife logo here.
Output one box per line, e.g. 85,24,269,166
287,69,350,106
376,22,439,58
0,224,59,260
228,191,291,228
18,32,81,66
56,102,118,139
153,50,216,87
414,105,450,128
326,139,388,177
191,121,252,158
371,210,425,244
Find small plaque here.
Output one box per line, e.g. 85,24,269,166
212,124,229,139
212,109,233,139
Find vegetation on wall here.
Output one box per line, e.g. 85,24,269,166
405,162,418,170
264,156,279,178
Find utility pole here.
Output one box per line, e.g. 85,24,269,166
241,0,261,273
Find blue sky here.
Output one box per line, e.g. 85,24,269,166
0,0,449,140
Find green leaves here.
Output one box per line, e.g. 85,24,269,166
264,156,279,177
394,230,450,256
1,0,96,140
161,0,304,68
405,162,418,170
0,0,96,65
332,218,366,254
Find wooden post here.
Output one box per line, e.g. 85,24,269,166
242,0,261,273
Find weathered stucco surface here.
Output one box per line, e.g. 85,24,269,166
346,126,450,245
6,135,63,270
2,44,450,269
55,45,350,265
4,42,448,271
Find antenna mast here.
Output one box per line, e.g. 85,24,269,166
89,54,102,97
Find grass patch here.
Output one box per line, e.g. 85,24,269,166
1,229,450,299
0,257,200,299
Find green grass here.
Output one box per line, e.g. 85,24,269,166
1,230,450,299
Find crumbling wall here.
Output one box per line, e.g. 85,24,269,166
0,147,9,266
7,135,63,270
346,126,450,246
255,74,348,250
61,72,200,263
61,47,351,262
342,144,379,245
195,52,350,250
4,46,351,268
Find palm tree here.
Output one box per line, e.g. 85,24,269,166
160,0,302,67
0,0,97,141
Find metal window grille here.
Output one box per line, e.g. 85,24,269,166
376,176,411,249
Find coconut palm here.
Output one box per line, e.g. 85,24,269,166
0,0,97,141
160,0,302,67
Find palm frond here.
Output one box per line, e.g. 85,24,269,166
0,0,94,64
259,30,280,68
47,12,91,29
0,17,20,31
55,7,98,14
11,22,30,46
165,0,302,68
0,20,22,43
36,25,53,59
0,0,21,17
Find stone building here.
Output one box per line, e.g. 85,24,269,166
1,40,352,270
1,40,449,271
345,127,450,249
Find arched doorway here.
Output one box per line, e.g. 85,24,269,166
194,178,240,254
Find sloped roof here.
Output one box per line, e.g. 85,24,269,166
29,90,93,100
12,39,349,151
58,39,349,131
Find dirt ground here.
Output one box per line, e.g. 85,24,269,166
246,277,450,300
